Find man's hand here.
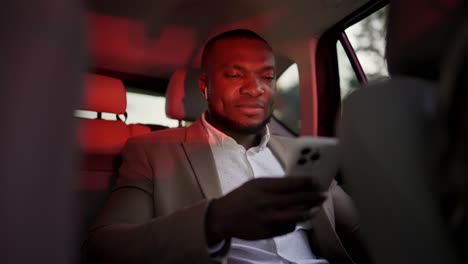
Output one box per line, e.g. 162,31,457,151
205,177,327,245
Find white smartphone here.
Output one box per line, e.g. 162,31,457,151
286,136,339,191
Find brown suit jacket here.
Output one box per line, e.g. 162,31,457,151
84,119,367,264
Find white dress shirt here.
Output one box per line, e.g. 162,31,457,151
201,114,328,264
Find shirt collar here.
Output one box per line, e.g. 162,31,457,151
201,113,270,151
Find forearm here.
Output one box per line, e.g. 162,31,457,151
84,198,215,264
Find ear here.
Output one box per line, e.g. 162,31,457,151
198,74,208,98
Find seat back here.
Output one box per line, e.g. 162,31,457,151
77,74,150,252
339,78,460,264
436,6,468,258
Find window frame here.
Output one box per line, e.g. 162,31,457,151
272,61,301,136
338,32,368,86
315,0,389,137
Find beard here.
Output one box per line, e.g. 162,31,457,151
206,109,272,135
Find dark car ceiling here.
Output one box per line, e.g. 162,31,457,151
86,0,370,85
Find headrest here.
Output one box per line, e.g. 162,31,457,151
81,74,126,114
165,68,207,121
386,0,465,78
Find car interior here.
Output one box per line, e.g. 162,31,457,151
78,0,389,248
4,0,468,263
76,0,388,260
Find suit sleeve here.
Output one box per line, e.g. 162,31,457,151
331,183,372,264
83,138,216,264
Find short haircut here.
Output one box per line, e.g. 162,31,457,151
201,29,273,71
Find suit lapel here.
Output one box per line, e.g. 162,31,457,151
182,126,354,263
267,135,290,170
181,120,223,199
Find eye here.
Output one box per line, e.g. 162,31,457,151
261,71,275,81
226,74,241,78
225,72,243,79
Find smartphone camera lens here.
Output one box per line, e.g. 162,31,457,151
301,148,311,155
310,151,320,161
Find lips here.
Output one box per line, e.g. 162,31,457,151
235,102,265,108
235,103,265,115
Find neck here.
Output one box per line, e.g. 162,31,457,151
205,114,265,149
225,130,262,150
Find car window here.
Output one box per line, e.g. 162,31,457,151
274,63,300,134
338,5,389,100
125,89,178,127
75,88,178,127
337,43,360,100
75,110,117,120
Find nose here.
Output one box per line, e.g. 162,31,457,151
240,76,265,97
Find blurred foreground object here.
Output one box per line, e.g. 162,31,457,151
339,0,467,263
0,1,85,263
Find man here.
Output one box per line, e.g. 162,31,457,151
84,29,368,264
